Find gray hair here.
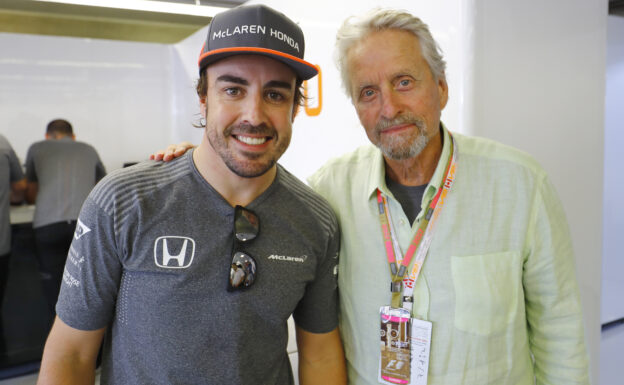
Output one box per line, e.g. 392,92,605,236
334,8,447,98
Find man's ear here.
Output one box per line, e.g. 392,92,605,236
199,98,207,118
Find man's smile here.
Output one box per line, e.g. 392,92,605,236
234,134,271,146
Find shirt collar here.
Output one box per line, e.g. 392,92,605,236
366,123,452,207
425,123,452,202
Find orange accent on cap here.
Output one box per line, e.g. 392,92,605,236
198,46,316,71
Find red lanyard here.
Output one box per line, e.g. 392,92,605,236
377,134,457,307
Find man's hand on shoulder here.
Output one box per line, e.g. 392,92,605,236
149,141,196,162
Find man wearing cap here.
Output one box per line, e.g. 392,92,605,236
37,5,346,385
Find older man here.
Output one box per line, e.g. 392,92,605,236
309,8,589,385
157,7,589,385
38,5,345,385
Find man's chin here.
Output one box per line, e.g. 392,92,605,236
379,137,429,161
225,160,276,178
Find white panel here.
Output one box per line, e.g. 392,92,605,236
0,33,172,172
602,15,624,324
172,27,207,146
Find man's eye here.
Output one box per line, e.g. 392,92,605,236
396,78,414,89
361,89,375,99
225,88,240,96
267,91,284,101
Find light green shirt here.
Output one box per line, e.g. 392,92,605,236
308,126,589,385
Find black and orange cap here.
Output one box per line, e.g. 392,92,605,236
198,4,318,80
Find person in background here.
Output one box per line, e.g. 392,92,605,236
37,5,345,385
0,134,25,360
157,8,590,385
25,119,105,320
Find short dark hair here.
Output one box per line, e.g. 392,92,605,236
46,119,73,136
194,70,304,128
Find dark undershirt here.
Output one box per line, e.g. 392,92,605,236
384,124,445,225
385,176,427,225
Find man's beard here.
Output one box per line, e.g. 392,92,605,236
206,122,289,178
373,113,429,161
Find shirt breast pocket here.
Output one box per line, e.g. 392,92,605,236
451,251,522,335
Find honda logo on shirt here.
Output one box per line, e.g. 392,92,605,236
154,236,196,269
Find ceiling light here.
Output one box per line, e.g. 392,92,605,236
33,0,229,17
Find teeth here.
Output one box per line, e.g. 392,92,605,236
237,135,267,145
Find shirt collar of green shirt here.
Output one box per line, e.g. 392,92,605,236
366,123,452,223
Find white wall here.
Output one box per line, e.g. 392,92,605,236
602,15,624,325
0,33,173,172
171,27,207,146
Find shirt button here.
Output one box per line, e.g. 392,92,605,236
400,219,406,225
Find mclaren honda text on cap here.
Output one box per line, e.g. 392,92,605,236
198,4,318,80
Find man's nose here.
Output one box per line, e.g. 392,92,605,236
381,91,402,120
240,92,268,126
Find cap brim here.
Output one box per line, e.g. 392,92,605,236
198,47,318,80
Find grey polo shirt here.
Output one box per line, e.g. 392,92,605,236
25,137,105,228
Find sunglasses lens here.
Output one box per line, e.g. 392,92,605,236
235,207,259,242
230,252,256,289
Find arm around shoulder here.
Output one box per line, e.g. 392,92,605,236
37,316,106,385
296,326,346,385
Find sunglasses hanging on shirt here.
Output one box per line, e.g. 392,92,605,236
228,206,259,291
